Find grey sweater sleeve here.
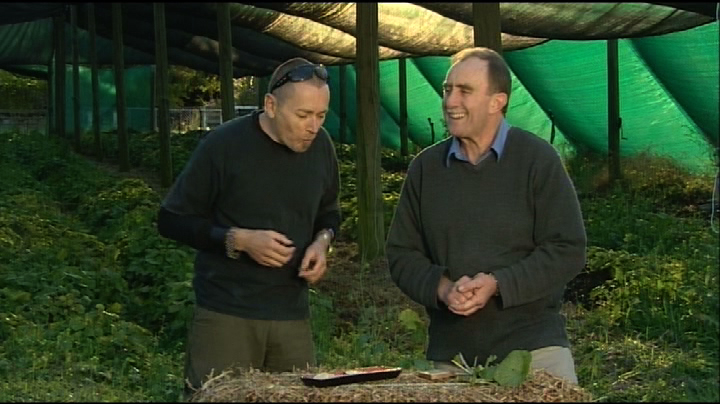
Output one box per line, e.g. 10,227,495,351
385,159,448,310
493,145,587,308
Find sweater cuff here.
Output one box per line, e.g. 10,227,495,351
428,265,449,310
492,269,508,308
210,226,229,248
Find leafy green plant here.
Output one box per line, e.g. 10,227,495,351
0,70,47,109
1,129,717,402
451,350,532,387
397,308,426,348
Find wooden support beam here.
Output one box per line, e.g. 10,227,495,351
217,2,235,122
88,3,102,160
339,64,347,144
47,57,54,135
256,76,268,109
399,57,408,156
112,3,129,171
355,2,385,264
155,2,172,188
71,5,81,150
607,39,621,182
472,3,502,52
54,13,66,138
150,65,157,132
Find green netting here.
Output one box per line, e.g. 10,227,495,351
16,17,716,173
324,56,574,155
0,19,53,66
504,22,718,172
321,21,718,172
51,64,153,134
631,22,719,147
324,64,410,150
0,19,156,70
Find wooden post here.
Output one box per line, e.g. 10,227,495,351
257,76,268,109
217,2,234,122
355,2,385,264
112,3,129,171
71,5,81,150
155,2,172,188
47,57,54,135
607,39,621,182
150,65,157,132
256,76,262,108
339,64,347,144
472,3,502,52
399,57,408,156
88,3,102,160
54,13,66,138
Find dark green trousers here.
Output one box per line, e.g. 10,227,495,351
184,305,315,393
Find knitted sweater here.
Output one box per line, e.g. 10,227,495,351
159,110,340,321
386,127,587,364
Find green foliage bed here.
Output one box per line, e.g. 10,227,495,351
0,130,717,402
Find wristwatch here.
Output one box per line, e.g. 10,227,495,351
225,229,241,259
317,228,334,243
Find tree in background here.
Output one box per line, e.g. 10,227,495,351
0,66,260,110
167,66,259,108
0,70,47,110
168,65,220,108
234,76,259,106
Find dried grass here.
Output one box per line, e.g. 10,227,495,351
188,367,594,402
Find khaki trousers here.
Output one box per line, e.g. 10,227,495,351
184,306,315,392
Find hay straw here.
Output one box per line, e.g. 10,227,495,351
188,367,593,402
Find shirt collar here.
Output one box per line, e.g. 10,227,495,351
446,118,510,167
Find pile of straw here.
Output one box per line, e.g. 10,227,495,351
188,367,593,402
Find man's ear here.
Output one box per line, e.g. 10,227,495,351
490,92,508,114
264,93,277,118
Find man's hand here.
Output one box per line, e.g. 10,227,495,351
438,275,474,311
439,273,498,316
230,228,295,268
298,236,330,284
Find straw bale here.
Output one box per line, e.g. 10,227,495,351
188,367,593,402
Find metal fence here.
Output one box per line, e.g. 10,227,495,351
0,106,258,135
0,109,47,134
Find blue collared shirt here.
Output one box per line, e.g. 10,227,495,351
446,119,510,167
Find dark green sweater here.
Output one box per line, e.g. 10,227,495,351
160,111,340,321
386,127,587,364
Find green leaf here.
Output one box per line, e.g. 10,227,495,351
68,316,85,331
481,364,497,381
413,358,433,371
398,308,422,331
493,350,531,387
484,354,498,368
13,290,32,304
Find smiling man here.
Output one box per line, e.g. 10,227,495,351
385,47,587,384
157,57,340,396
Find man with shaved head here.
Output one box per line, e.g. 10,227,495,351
158,57,340,396
386,47,587,384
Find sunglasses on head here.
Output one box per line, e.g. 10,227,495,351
269,64,329,94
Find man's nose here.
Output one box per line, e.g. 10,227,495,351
308,116,322,132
